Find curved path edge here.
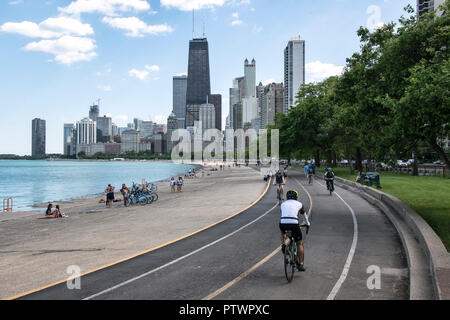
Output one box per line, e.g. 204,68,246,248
317,172,450,300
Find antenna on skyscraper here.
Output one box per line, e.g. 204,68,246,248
192,9,195,39
203,14,206,38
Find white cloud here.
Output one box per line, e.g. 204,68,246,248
262,78,275,86
59,0,151,16
160,0,227,11
128,68,149,80
145,65,159,72
0,17,94,39
8,0,24,5
23,35,97,65
102,16,173,37
98,84,112,91
252,25,263,33
306,61,344,82
128,65,159,80
231,19,243,26
231,12,239,19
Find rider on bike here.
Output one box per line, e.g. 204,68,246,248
307,164,315,182
280,190,310,272
273,170,286,200
325,167,335,192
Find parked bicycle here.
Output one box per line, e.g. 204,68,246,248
126,182,159,206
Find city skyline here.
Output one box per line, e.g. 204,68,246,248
0,0,415,155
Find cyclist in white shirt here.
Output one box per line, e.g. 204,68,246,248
280,190,310,272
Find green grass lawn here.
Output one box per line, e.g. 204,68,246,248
331,168,450,251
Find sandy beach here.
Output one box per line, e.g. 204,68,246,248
0,166,266,299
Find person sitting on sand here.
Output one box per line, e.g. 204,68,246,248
54,205,68,218
45,203,54,217
120,184,130,207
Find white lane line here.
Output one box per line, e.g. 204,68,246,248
315,180,359,300
83,202,280,300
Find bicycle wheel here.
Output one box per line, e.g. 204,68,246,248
284,244,295,283
152,193,159,202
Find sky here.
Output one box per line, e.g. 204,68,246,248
0,0,415,155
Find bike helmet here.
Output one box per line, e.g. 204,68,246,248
286,190,299,200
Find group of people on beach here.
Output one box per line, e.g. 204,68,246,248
45,203,68,218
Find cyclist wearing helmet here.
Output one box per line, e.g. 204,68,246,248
325,167,335,192
273,170,286,200
280,190,310,272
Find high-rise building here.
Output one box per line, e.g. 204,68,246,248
208,94,222,131
140,121,154,139
233,102,243,130
284,36,305,113
63,123,74,155
417,0,445,16
173,75,188,129
199,103,216,132
258,82,284,128
89,104,99,122
134,118,143,132
166,112,179,154
97,115,112,143
244,58,256,98
186,38,211,127
32,118,46,157
229,77,245,130
76,118,97,145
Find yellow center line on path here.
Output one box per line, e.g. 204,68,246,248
5,178,272,301
202,176,313,300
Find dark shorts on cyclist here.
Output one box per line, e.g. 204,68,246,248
279,223,303,242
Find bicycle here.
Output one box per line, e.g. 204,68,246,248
283,226,308,283
326,178,334,196
308,173,314,185
276,184,285,201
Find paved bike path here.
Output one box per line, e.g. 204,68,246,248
19,170,408,300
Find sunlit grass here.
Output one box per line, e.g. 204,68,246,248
332,168,450,251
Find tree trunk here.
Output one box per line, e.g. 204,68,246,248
347,146,354,174
315,150,321,168
355,146,363,172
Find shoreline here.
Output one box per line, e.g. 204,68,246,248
0,166,266,299
4,161,204,213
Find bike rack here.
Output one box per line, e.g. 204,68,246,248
3,198,13,212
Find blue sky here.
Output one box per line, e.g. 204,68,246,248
0,0,415,155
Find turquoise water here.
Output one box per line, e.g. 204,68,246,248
0,160,197,211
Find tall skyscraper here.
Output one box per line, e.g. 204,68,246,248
97,115,112,143
244,58,256,98
186,38,211,127
284,36,305,113
166,112,179,153
417,0,445,16
258,82,284,129
32,118,46,157
173,75,188,129
208,94,222,131
199,103,216,132
76,118,97,145
89,104,99,122
63,123,74,155
229,77,244,130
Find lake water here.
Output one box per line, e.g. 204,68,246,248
0,160,197,211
